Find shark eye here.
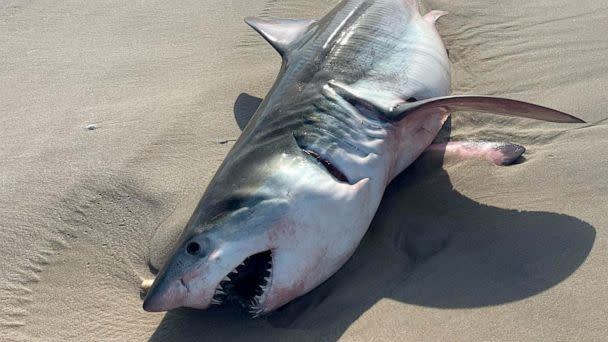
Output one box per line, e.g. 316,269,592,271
186,241,201,255
406,97,417,102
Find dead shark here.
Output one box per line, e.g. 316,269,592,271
142,0,584,316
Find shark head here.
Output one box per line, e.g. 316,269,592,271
143,155,372,316
142,196,285,315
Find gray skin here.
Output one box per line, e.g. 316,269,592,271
143,0,583,316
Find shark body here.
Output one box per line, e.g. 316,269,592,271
143,0,583,315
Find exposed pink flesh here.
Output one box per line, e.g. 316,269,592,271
425,141,525,166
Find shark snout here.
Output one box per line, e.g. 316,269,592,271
142,272,189,312
142,230,276,313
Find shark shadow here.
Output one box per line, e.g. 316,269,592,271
148,94,595,341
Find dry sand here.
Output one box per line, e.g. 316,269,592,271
1,0,607,341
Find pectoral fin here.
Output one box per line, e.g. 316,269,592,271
390,96,585,123
425,141,526,166
327,81,584,124
245,17,316,57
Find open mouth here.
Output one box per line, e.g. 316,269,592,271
211,250,272,316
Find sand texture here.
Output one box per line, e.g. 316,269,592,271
1,0,607,341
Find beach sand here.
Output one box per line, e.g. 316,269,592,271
1,0,606,341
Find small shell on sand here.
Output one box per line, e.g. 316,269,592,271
140,278,155,292
85,123,97,130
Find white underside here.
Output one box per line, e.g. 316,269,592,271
254,7,452,312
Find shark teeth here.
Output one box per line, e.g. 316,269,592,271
248,259,273,317
212,250,273,315
211,281,227,306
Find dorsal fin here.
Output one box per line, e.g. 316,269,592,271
245,17,316,56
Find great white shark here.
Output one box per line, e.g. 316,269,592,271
142,0,584,316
